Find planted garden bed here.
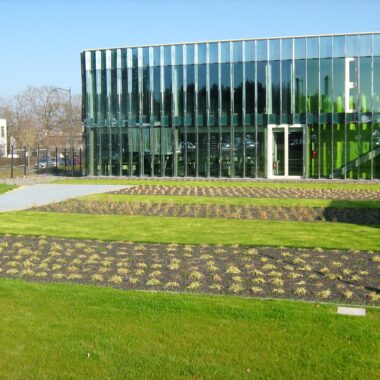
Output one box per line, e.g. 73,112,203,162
0,235,378,305
112,185,380,200
33,199,380,224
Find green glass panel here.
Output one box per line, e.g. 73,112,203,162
306,59,318,112
333,59,345,113
360,57,372,112
320,122,332,178
234,62,243,125
295,59,306,113
320,59,332,112
282,60,292,114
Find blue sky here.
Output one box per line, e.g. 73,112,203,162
1,0,380,97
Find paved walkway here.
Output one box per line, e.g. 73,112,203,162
0,184,130,212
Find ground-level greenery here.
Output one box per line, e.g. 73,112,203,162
83,193,380,208
0,279,378,379
0,184,16,194
0,211,379,250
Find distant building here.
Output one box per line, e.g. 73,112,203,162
0,119,7,157
81,32,380,179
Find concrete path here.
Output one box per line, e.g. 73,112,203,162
0,184,129,212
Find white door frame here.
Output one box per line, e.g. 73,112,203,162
267,124,306,179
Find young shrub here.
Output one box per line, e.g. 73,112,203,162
251,287,263,293
128,277,139,285
187,281,201,290
343,290,353,299
272,288,285,294
164,282,180,289
209,284,223,291
367,291,380,302
262,264,276,271
52,273,65,279
91,274,104,282
6,268,19,275
270,278,284,287
108,275,123,284
229,283,244,293
226,265,240,274
21,269,34,277
317,289,331,299
294,287,308,296
189,271,203,281
149,270,162,278
36,272,48,278
146,278,161,286
67,274,83,280
117,268,129,275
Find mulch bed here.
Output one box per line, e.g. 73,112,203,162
33,199,380,225
112,185,380,200
0,235,379,305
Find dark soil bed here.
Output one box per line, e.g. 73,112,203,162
0,235,378,305
33,199,380,224
112,185,380,200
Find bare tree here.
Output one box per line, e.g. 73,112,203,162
0,85,83,150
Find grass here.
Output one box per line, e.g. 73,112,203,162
0,278,379,379
53,177,380,190
0,211,378,250
83,193,380,208
0,184,17,194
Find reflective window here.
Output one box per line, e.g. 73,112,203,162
359,35,372,57
333,36,345,58
269,39,280,60
320,37,332,58
198,44,207,64
281,39,293,60
306,38,318,59
233,41,242,62
295,38,306,59
244,40,255,62
209,43,218,64
346,35,358,57
256,40,267,61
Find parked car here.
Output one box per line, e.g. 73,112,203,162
35,157,53,169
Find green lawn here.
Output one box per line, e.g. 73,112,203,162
0,184,17,194
0,279,378,379
54,177,380,190
84,193,380,208
0,211,378,250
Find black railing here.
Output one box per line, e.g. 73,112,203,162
0,146,84,179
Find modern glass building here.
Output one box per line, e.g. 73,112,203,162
81,32,380,179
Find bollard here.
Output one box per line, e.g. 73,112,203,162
10,145,14,179
55,147,58,176
24,146,27,176
64,148,67,175
72,147,74,176
79,148,82,176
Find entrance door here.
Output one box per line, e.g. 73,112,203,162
268,125,305,178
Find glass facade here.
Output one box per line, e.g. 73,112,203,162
81,32,380,179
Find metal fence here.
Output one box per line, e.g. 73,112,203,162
0,147,84,178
